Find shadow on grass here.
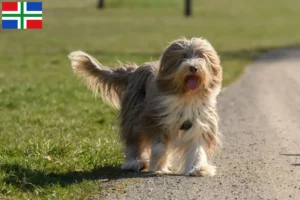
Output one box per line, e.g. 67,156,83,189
0,163,159,192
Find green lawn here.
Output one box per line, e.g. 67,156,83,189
1,0,300,199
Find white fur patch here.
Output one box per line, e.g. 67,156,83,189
153,93,220,174
157,94,217,142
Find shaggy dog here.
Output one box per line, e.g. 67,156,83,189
68,37,222,176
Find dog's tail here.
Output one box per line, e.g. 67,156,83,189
68,51,137,109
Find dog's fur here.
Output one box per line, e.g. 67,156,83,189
68,37,222,176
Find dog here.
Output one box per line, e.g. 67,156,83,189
68,37,222,176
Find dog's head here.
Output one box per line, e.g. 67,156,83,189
157,38,222,97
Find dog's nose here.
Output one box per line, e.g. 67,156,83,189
189,66,198,73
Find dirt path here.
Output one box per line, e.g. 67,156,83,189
105,48,300,200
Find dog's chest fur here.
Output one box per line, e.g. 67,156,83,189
154,95,213,138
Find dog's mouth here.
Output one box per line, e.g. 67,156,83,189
185,75,200,91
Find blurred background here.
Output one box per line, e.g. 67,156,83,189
0,0,300,198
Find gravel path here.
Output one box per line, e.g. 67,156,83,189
105,48,300,200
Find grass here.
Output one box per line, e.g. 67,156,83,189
0,0,300,199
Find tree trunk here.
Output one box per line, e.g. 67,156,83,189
98,0,104,9
185,0,192,17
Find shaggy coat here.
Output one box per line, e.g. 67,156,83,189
69,37,222,176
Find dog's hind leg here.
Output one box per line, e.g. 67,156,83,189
183,143,216,177
139,139,150,171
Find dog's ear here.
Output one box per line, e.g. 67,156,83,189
204,49,222,88
192,38,223,88
159,39,188,76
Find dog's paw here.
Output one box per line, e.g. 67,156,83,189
153,167,173,175
187,165,216,177
121,160,147,172
155,168,173,175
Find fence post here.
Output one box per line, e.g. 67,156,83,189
98,0,104,9
185,0,192,17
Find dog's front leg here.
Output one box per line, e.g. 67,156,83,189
149,135,172,174
121,145,146,171
184,143,216,177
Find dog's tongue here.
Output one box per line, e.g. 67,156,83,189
186,76,199,90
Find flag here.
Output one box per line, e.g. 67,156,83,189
2,2,42,29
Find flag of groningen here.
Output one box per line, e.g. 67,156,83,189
2,2,42,29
